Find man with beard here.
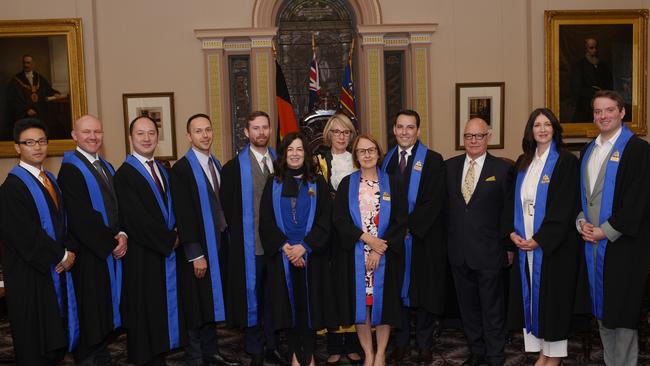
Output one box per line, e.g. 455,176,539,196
221,111,288,366
58,115,127,365
172,114,239,366
570,38,613,122
381,110,446,364
114,116,186,365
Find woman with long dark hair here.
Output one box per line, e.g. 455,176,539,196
507,108,580,365
259,132,331,366
333,134,407,366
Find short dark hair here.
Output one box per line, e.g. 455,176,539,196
592,90,625,111
246,111,270,129
186,113,211,132
13,118,48,143
129,115,158,135
394,109,420,128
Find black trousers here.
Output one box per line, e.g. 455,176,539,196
287,266,316,365
244,255,278,355
393,306,435,349
185,322,218,364
451,262,505,366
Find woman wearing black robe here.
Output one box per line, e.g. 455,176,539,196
506,108,580,365
259,132,331,366
333,134,407,366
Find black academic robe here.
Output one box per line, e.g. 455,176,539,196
258,175,331,330
575,136,650,329
505,151,581,341
383,142,447,314
0,173,67,365
332,174,407,327
114,162,186,364
171,157,226,329
58,152,122,359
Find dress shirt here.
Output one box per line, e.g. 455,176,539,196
587,126,622,195
25,71,34,84
19,160,67,264
250,147,274,174
192,148,220,190
520,147,550,240
461,153,487,193
398,144,415,166
131,152,164,191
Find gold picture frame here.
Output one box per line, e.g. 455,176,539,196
0,18,86,157
545,9,648,138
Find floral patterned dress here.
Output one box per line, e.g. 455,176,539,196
358,177,381,305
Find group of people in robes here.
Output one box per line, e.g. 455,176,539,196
1,89,649,366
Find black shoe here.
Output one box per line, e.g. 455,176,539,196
462,354,487,366
265,349,289,365
204,352,240,366
250,354,264,366
417,348,433,364
390,346,407,364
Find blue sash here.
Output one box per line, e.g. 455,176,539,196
238,145,276,327
513,143,559,337
184,148,226,322
382,142,427,306
62,151,122,329
271,178,317,328
9,166,80,352
348,169,391,325
580,126,633,319
124,155,180,349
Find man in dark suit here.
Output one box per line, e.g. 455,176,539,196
445,118,513,366
381,109,446,364
172,114,240,366
58,115,127,365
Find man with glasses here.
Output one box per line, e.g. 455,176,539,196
445,118,513,366
381,110,446,364
0,118,77,364
59,115,126,365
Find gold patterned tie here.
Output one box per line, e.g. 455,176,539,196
462,160,476,204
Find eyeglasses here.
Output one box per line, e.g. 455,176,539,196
355,147,377,156
463,133,489,141
18,138,48,146
330,129,351,137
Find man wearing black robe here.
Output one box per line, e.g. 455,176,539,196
58,115,127,365
576,90,650,366
220,111,287,366
381,110,446,364
171,114,239,366
0,118,76,365
114,116,186,365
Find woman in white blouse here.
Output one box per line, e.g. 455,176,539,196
507,108,580,366
314,114,363,364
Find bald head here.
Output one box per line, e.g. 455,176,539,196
463,118,491,160
72,114,104,155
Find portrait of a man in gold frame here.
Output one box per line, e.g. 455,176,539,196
0,18,86,157
545,9,647,138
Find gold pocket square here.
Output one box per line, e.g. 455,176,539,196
485,176,496,182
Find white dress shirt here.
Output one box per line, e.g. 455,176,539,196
398,144,415,166
461,153,487,193
587,126,622,195
192,148,220,190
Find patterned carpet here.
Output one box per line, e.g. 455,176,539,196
4,313,650,365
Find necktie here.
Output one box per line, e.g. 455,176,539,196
146,160,165,198
39,171,59,208
462,160,476,204
208,159,228,232
261,156,271,176
92,160,110,186
399,150,408,174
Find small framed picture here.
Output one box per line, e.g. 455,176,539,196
122,92,177,160
455,82,505,150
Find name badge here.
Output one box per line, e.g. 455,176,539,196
414,160,423,171
382,192,391,201
610,150,620,162
524,199,535,216
541,174,550,184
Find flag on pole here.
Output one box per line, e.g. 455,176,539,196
339,42,357,128
276,60,299,142
308,34,321,111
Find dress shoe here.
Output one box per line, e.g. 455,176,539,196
265,349,289,365
249,353,264,366
461,354,487,366
204,351,240,366
417,348,433,364
390,346,407,364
